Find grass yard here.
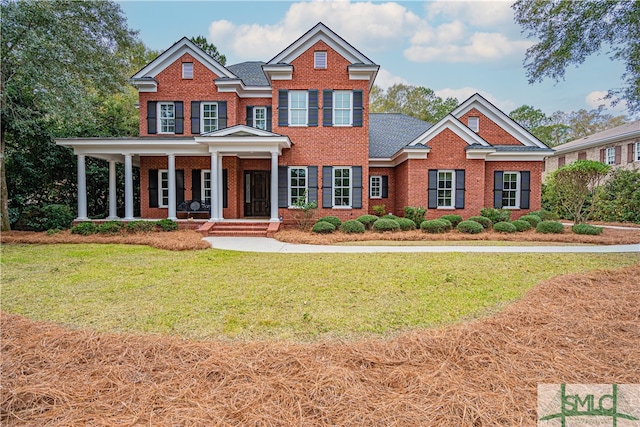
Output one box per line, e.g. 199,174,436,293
2,244,638,340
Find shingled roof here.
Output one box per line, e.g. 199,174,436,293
369,113,432,158
226,62,269,86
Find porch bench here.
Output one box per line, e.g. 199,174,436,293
177,200,210,217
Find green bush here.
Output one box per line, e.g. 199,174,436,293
156,218,178,231
385,214,402,221
372,204,386,216
357,214,379,230
440,214,463,227
467,216,492,229
317,216,342,228
403,206,426,226
593,169,640,223
480,208,511,224
572,223,603,235
71,221,97,236
530,209,559,221
373,218,400,232
97,221,124,235
511,219,532,232
26,204,74,232
312,221,336,234
340,219,365,234
420,219,450,234
493,221,517,233
536,221,565,234
126,220,157,233
456,220,484,234
519,214,542,227
439,218,453,230
396,217,416,231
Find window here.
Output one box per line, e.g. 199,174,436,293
636,142,640,161
289,167,308,206
159,170,169,207
370,176,382,198
314,51,327,69
468,116,479,132
605,147,616,165
289,91,308,126
158,103,175,134
578,151,587,160
333,167,351,207
333,91,352,126
502,172,520,208
182,62,193,79
202,170,211,205
201,102,218,133
254,107,267,130
558,156,565,168
437,171,455,208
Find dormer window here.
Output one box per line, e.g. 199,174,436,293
314,51,327,69
468,116,479,132
182,62,193,79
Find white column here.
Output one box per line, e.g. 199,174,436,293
270,151,279,222
107,160,118,219
167,153,177,220
217,155,224,220
76,154,88,220
210,152,220,221
124,154,134,220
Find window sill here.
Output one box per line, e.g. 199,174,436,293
333,124,353,128
502,206,521,210
332,206,352,210
288,124,308,128
370,196,382,199
437,206,455,210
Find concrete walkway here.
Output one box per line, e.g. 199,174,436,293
203,236,640,253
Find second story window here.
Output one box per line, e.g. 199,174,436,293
314,51,327,69
182,62,193,79
201,102,218,133
333,91,352,126
289,91,308,126
159,102,175,134
254,107,267,130
468,116,479,132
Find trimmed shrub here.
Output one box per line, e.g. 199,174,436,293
467,215,492,229
357,214,379,230
440,214,463,227
536,221,565,234
126,220,156,233
439,218,453,230
312,221,335,234
493,221,517,233
385,214,402,221
372,204,386,216
519,214,542,228
420,219,450,234
156,218,178,232
340,219,365,234
396,217,417,231
26,204,74,232
317,216,342,228
373,218,400,232
403,206,426,226
511,219,532,232
457,220,484,234
97,221,124,235
531,209,559,221
480,208,511,224
71,222,97,236
572,223,603,235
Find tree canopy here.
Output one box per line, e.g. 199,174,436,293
370,84,458,124
513,0,640,114
190,36,227,65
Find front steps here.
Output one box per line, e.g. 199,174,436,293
198,221,280,238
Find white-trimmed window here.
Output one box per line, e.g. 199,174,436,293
314,51,327,69
288,167,308,206
502,172,520,208
254,106,267,130
635,142,640,161
159,170,169,207
437,170,455,208
201,102,218,133
158,102,175,134
182,62,193,79
202,170,212,205
370,175,382,198
333,91,352,126
468,116,479,132
605,147,616,165
289,91,308,126
333,167,351,207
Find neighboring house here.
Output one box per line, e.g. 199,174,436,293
544,120,640,179
57,23,552,229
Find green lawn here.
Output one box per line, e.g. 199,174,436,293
2,244,638,341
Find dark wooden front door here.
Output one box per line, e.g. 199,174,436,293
244,171,270,217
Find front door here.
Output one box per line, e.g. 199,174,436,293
244,171,270,217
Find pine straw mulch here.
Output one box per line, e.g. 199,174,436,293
2,264,639,426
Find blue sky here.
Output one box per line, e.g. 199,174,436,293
117,0,633,118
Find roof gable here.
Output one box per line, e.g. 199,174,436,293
408,115,490,148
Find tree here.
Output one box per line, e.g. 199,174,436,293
513,0,640,114
370,84,458,123
190,36,226,65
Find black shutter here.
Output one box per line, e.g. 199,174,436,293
174,102,184,134
246,106,254,127
308,166,318,204
192,169,201,201
148,169,159,208
218,101,227,129
278,89,288,127
176,170,185,204
323,90,333,127
278,166,288,208
352,166,362,209
455,170,465,209
223,169,228,209
494,171,504,208
428,170,438,209
147,101,157,134
308,90,318,127
266,106,272,131
322,166,333,208
353,90,363,127
381,175,389,199
520,171,530,209
191,101,200,134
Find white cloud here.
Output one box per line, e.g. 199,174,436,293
585,90,630,115
435,87,516,112
374,69,409,90
425,1,514,27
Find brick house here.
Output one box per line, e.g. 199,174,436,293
57,23,552,231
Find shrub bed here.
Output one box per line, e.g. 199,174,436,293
97,221,124,235
456,220,484,234
373,218,400,232
403,206,426,226
317,216,342,228
71,222,98,236
536,221,565,234
493,222,517,233
156,219,179,232
126,221,157,233
480,208,511,224
440,214,463,227
420,219,450,234
340,220,365,234
511,220,532,232
312,221,335,234
519,214,541,227
396,218,416,231
356,215,378,230
467,216,492,229
531,209,558,221
572,224,603,235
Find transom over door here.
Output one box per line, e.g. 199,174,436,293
244,171,270,217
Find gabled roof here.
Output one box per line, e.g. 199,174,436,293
227,62,269,86
200,124,282,138
552,120,640,155
369,114,432,158
408,114,490,148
